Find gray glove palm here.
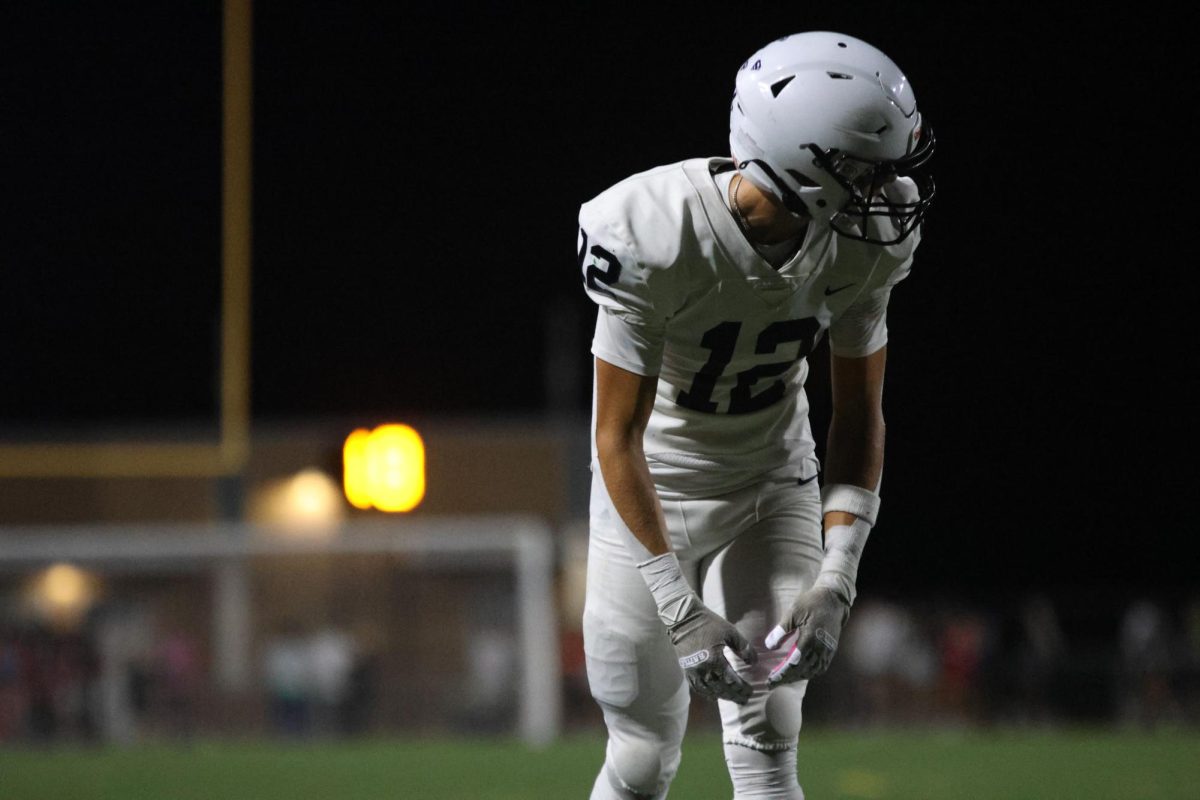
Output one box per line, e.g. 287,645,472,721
636,552,757,704
765,586,850,685
667,594,758,704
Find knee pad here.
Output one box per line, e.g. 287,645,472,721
608,735,674,794
724,743,803,799
721,679,806,751
591,766,667,800
588,730,680,799
720,680,806,799
592,677,688,799
600,691,687,797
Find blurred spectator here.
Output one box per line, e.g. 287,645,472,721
341,646,379,735
0,627,29,742
25,629,59,740
157,628,201,740
453,627,517,733
128,654,154,728
1119,599,1178,728
65,629,101,742
936,609,990,725
1183,596,1200,723
841,600,937,726
1015,594,1065,725
263,623,313,737
309,624,356,736
96,606,156,744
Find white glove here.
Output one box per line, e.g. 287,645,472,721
765,519,871,685
638,552,758,704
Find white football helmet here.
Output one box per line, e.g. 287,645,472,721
730,31,935,244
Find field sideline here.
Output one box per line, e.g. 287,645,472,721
2,729,1198,799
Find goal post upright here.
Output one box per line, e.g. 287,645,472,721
219,0,252,477
0,0,252,480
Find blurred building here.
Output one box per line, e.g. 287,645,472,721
0,417,587,744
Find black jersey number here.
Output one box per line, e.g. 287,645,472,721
675,318,821,414
578,228,622,297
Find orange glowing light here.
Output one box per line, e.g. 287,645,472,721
343,424,426,512
342,428,373,510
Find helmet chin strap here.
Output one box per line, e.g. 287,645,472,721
736,158,814,221
731,173,809,247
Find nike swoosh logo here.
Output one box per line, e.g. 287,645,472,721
797,474,819,486
824,283,856,296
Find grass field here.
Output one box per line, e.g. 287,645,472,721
2,729,1198,799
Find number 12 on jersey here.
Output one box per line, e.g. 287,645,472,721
676,318,821,415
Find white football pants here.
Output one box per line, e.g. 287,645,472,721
584,470,823,799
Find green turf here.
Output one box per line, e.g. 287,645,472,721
1,729,1197,799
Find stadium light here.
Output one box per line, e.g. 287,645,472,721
26,563,100,629
342,428,373,510
281,468,344,527
343,424,426,512
249,468,345,534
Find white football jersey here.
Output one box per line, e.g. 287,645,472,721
580,158,919,500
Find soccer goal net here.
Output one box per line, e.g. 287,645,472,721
0,516,561,746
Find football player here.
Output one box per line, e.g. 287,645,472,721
578,32,935,799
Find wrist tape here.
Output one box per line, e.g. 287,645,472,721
820,482,881,526
636,552,696,628
813,518,872,606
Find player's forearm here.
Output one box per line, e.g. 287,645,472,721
596,432,671,559
824,411,884,492
823,410,884,526
813,408,883,606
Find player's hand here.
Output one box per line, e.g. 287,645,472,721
667,595,758,704
764,586,850,685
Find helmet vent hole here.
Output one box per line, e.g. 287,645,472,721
827,72,853,80
837,42,847,48
770,75,795,97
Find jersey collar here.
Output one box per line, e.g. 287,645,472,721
686,158,828,282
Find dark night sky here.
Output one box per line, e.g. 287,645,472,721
2,4,1196,594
